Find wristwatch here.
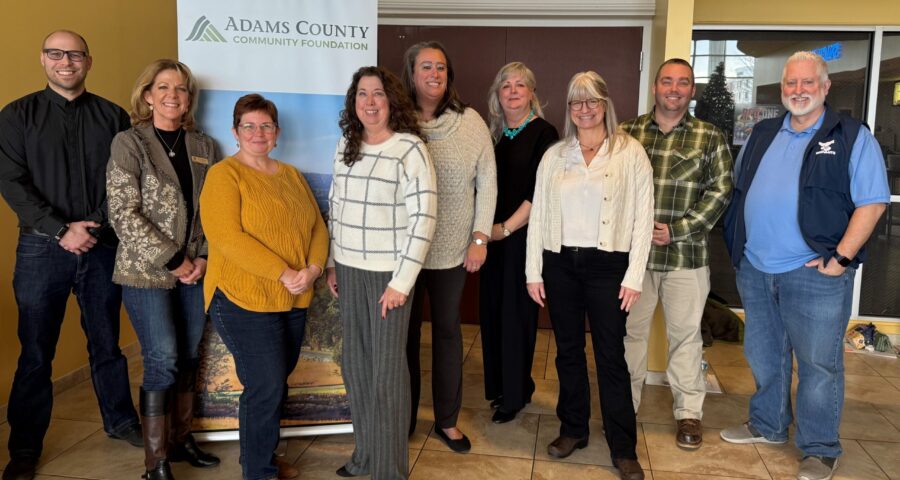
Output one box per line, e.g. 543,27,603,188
834,253,853,267
472,237,486,246
54,224,70,240
500,223,511,238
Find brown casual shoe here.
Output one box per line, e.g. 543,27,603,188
676,418,703,449
612,457,645,480
547,435,588,458
275,457,299,479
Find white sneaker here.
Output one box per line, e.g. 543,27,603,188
797,456,838,480
720,422,787,445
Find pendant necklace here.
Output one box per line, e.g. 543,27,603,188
154,126,183,158
503,109,535,140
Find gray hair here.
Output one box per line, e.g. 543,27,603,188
563,71,621,153
782,51,829,84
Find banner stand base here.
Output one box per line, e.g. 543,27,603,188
195,423,354,442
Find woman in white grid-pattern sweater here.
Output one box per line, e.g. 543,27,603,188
327,66,436,480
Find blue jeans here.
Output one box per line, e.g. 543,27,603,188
209,289,306,480
7,233,138,459
736,256,855,458
123,281,206,391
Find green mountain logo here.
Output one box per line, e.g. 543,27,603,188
185,16,227,42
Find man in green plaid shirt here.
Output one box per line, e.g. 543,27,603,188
620,58,733,450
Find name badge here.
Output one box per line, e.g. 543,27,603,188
191,156,210,165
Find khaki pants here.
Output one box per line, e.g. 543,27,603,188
624,267,710,420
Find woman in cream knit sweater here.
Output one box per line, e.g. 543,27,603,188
525,71,653,480
400,41,497,452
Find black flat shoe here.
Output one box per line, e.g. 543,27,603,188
435,428,471,453
2,457,38,480
492,408,520,424
335,466,356,477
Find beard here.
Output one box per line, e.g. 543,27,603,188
781,92,825,117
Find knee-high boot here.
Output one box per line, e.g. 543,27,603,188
141,388,174,480
168,367,220,468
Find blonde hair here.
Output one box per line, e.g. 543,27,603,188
129,59,199,131
486,62,544,141
563,71,620,153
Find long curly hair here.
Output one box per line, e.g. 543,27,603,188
338,66,423,166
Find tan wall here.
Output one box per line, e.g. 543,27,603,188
694,0,900,25
0,0,178,406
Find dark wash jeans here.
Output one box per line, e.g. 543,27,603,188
7,232,138,459
209,289,307,480
543,247,638,460
123,281,206,391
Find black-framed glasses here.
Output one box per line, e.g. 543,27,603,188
238,123,277,134
568,98,602,111
42,49,88,62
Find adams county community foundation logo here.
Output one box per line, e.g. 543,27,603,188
185,15,371,51
185,16,227,42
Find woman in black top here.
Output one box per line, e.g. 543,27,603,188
481,62,559,423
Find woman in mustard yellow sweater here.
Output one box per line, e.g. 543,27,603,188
199,94,328,480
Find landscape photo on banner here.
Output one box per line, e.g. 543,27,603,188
176,0,377,437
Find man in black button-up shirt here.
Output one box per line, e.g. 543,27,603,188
0,30,141,480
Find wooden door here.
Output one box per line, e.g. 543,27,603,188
378,25,644,327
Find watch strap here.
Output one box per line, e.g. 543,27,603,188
834,253,853,267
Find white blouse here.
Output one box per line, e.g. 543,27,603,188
560,140,610,247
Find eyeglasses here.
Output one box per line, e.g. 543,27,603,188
568,98,602,111
238,123,277,134
42,49,88,62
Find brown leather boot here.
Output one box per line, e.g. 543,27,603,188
140,388,174,480
168,368,220,468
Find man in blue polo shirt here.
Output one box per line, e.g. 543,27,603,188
720,51,889,480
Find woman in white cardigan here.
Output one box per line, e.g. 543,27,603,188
525,71,653,480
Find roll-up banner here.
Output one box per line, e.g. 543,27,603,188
176,0,377,439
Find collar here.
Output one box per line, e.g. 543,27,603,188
647,107,692,133
781,109,825,135
42,85,88,107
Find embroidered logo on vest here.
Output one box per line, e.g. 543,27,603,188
815,139,837,155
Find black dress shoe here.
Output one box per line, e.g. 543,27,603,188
107,423,144,448
2,457,37,480
435,428,471,453
491,408,519,424
547,435,588,458
335,466,356,477
489,396,503,409
169,434,220,467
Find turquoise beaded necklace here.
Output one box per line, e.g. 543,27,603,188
503,109,535,140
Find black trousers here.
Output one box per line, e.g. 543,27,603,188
407,266,466,431
479,229,537,411
543,247,637,460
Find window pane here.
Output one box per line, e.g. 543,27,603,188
695,40,710,55
726,40,742,55
692,56,710,77
859,32,900,318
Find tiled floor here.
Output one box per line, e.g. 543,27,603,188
2,323,899,479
